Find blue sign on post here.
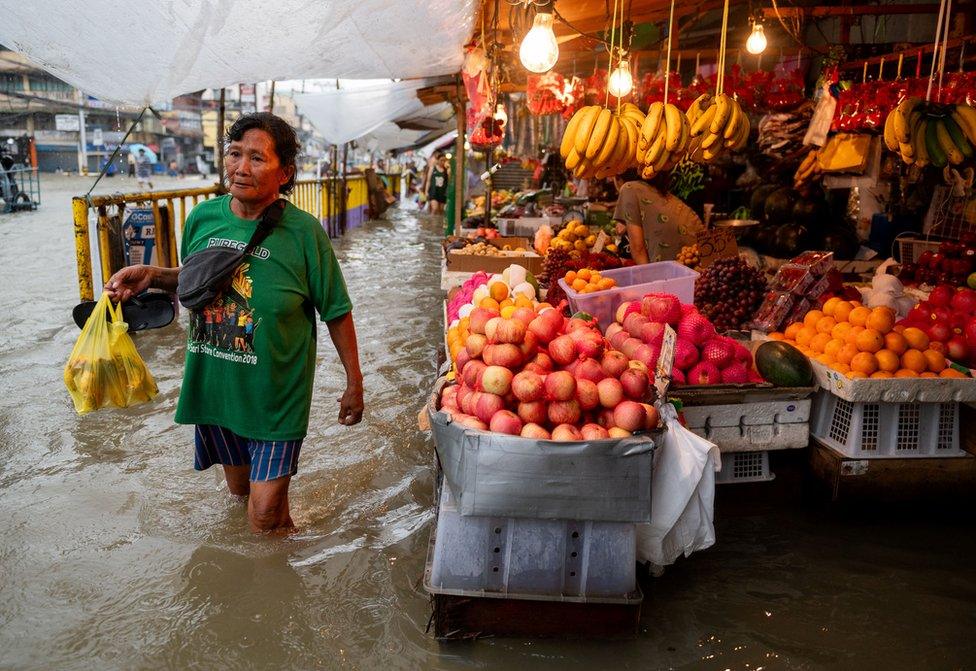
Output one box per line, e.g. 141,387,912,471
123,208,157,266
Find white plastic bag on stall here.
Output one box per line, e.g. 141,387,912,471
637,403,721,569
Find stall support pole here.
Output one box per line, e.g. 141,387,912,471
217,89,225,180
340,143,349,234
484,152,492,229
453,96,466,235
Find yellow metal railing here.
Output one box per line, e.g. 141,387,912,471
71,173,397,301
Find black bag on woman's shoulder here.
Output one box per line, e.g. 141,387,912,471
177,198,286,310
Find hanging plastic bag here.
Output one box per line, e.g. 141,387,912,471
63,293,158,414
802,85,837,147
636,403,720,568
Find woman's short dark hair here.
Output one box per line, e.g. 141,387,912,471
225,112,300,194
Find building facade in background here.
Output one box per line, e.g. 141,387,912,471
0,46,323,175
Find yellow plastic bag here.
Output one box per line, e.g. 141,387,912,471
816,133,873,174
63,293,158,414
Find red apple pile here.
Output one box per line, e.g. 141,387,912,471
439,305,661,440
606,293,765,386
901,284,976,367
899,237,976,288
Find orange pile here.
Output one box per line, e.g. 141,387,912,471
769,297,968,380
564,268,616,294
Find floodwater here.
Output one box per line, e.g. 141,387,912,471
1,174,975,670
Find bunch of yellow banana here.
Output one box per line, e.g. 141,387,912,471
685,93,750,163
636,101,691,178
884,98,976,168
560,103,645,180
794,148,822,189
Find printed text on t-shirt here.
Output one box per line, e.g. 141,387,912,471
207,237,271,259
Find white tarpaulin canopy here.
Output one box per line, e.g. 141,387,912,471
294,79,434,146
0,0,476,105
294,80,455,149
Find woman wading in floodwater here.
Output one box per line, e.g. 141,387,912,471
107,113,364,533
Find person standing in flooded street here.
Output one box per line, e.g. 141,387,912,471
106,112,364,534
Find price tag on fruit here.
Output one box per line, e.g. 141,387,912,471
655,325,677,399
695,228,738,268
592,230,609,254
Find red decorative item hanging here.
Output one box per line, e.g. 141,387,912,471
639,71,682,107
559,76,586,119
763,58,806,111
470,116,505,148
461,46,492,132
585,68,608,105
527,72,569,116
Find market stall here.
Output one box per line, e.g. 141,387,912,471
426,0,976,640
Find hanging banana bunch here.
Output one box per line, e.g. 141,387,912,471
685,93,750,163
636,101,691,179
560,103,645,180
794,148,822,189
883,97,976,169
681,0,749,165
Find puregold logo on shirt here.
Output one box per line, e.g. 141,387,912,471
206,238,271,259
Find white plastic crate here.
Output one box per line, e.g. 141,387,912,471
895,236,942,264
558,261,699,330
682,400,811,452
715,451,775,484
428,486,636,598
811,390,965,458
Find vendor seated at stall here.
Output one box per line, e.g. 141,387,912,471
612,168,703,264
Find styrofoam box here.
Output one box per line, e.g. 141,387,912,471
428,486,636,598
559,261,699,330
811,390,967,458
808,357,976,403
682,400,811,452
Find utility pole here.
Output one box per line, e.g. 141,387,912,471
268,80,276,113
217,88,226,180
76,89,88,174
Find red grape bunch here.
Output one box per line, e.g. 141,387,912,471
694,257,768,332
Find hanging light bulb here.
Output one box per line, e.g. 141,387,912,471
494,103,508,126
519,11,559,73
746,20,767,55
607,58,634,98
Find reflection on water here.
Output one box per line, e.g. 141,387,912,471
0,176,975,670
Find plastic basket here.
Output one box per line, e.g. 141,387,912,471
894,235,942,264
715,451,774,484
810,390,964,458
558,261,699,330
428,486,637,598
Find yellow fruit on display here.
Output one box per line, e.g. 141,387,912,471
637,102,690,178
884,98,976,168
560,104,644,180
685,93,749,164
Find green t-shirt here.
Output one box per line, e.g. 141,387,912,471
174,195,352,440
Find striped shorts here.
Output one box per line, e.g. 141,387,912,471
194,425,302,482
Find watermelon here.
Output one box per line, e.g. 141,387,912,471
772,222,812,258
763,187,798,224
749,184,780,221
755,341,814,387
822,228,860,260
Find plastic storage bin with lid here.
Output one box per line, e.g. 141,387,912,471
558,261,699,330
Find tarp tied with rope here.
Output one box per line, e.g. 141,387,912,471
0,0,477,105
